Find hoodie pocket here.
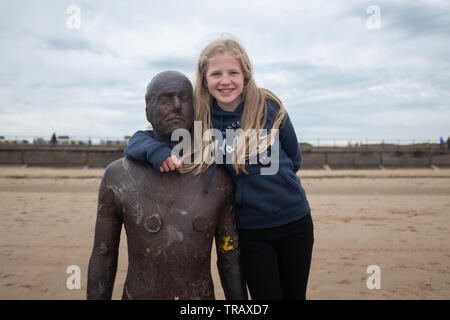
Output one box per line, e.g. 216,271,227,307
279,168,302,193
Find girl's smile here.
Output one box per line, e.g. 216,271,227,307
206,52,244,112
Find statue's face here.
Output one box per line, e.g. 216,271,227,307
147,73,194,140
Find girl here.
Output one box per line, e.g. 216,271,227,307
125,37,314,300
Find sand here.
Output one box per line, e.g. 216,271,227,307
0,166,449,300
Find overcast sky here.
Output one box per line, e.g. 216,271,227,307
1,0,449,144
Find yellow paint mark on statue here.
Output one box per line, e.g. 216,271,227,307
221,236,234,251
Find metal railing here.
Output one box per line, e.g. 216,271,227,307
299,138,448,149
0,135,448,150
0,135,131,146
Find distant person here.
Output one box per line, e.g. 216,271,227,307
50,133,57,145
447,137,450,150
125,37,314,300
440,137,444,150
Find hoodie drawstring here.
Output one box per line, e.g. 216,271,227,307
203,161,217,194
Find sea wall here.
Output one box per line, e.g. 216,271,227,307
1,145,449,168
0,146,122,168
301,148,450,169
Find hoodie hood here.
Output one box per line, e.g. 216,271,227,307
211,98,245,115
210,99,245,142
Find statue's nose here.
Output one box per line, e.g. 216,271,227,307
173,96,181,110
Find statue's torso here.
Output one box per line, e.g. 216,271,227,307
106,158,231,300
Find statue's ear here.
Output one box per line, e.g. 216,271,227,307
146,105,153,125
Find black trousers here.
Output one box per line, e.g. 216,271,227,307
238,214,314,300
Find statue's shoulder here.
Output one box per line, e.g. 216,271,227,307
103,157,157,183
210,165,231,182
195,165,233,194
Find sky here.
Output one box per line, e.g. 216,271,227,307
1,0,449,145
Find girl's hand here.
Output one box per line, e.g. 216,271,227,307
160,155,182,172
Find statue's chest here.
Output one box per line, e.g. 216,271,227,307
121,192,219,240
118,169,224,242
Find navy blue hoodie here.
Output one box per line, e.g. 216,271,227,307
124,99,311,230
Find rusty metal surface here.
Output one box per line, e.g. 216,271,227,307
87,71,247,300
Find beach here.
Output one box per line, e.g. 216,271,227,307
0,166,449,299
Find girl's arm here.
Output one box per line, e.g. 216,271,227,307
279,111,302,172
268,100,302,172
124,130,172,170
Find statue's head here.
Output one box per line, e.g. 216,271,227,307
145,70,194,142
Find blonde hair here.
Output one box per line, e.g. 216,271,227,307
181,36,286,175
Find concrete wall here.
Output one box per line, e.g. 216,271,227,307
300,148,450,169
0,146,123,168
1,145,450,168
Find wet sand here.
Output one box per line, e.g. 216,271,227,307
0,166,449,299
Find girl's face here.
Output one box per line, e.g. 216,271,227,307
205,52,244,112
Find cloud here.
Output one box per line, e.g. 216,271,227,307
0,0,449,142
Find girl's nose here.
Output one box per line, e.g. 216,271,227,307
219,75,231,85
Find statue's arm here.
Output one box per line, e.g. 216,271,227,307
87,172,123,300
215,200,248,300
